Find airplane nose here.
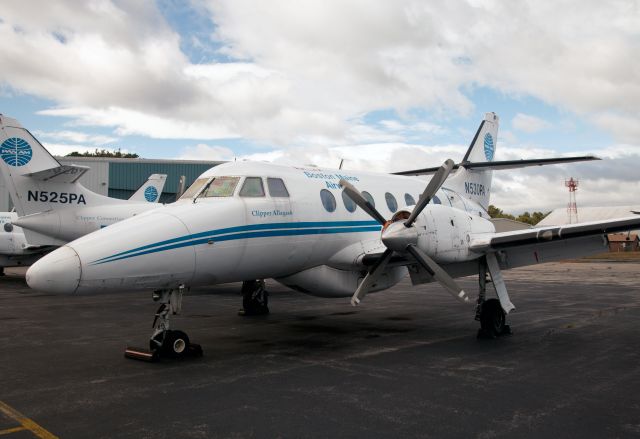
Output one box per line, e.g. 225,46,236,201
26,246,81,294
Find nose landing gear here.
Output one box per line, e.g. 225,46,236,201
125,285,202,362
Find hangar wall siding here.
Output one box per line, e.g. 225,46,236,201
108,160,220,203
0,157,223,210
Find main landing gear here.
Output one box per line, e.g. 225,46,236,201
125,285,202,362
475,254,514,339
238,280,269,316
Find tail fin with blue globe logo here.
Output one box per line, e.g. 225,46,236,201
128,174,167,203
393,112,598,211
0,114,160,217
444,112,499,210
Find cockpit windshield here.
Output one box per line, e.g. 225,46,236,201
180,178,210,200
200,176,240,197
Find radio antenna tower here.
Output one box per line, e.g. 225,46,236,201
565,177,579,224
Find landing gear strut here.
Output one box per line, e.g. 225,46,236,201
125,285,202,361
476,256,512,339
238,280,269,316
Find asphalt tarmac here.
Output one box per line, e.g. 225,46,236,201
1,261,639,439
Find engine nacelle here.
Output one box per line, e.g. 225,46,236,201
276,264,407,298
417,205,494,263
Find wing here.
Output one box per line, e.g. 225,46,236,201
469,216,640,269
366,216,640,286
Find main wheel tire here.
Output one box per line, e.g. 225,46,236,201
242,281,269,315
480,298,505,336
162,330,190,358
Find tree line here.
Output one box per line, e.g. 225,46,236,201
487,205,549,226
66,148,139,158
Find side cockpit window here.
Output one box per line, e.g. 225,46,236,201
180,177,210,199
201,176,240,197
240,177,265,197
267,178,289,197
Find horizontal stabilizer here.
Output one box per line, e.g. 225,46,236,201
393,156,599,176
25,165,90,183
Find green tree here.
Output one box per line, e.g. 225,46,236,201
488,205,549,225
66,148,139,158
487,205,515,221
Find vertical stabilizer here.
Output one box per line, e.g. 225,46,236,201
446,112,499,210
128,174,167,203
0,114,124,217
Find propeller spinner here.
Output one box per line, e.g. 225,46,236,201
340,159,470,306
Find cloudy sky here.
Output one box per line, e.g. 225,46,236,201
0,0,638,213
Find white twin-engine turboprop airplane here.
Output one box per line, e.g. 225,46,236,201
0,115,168,268
25,112,640,360
0,173,166,271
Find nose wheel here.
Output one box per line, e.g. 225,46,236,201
125,285,202,362
150,330,191,358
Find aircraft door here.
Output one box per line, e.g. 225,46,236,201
240,177,295,277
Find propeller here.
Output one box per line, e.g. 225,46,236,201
341,159,470,306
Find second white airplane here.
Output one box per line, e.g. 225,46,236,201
0,115,168,268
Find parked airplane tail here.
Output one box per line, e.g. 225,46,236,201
394,112,599,210
128,174,167,203
444,112,500,210
0,114,132,217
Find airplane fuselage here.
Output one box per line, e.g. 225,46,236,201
27,161,496,296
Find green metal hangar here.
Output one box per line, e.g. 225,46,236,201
0,156,225,210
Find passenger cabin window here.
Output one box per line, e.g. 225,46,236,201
385,192,398,213
404,193,416,206
267,178,289,197
362,191,375,208
240,177,265,197
180,177,209,199
201,176,240,197
320,189,337,212
342,190,357,212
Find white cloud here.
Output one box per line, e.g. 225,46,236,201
177,144,236,161
512,113,551,133
34,130,117,145
1,0,639,148
591,113,640,145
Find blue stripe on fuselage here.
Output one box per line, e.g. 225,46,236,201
90,221,381,265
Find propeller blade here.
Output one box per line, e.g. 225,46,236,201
404,159,455,227
339,179,387,225
351,249,393,306
405,245,470,303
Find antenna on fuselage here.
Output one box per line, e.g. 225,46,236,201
339,158,345,170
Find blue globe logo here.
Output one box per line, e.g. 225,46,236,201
483,133,494,161
1,137,32,167
144,186,158,202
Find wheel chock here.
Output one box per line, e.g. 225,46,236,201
124,344,203,361
124,346,160,362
